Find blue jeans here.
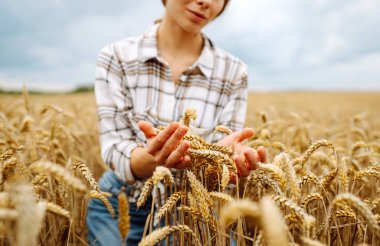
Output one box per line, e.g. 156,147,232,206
86,170,152,246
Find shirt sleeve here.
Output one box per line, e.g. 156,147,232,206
211,63,248,143
94,44,141,184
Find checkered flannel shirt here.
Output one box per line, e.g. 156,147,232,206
95,24,248,202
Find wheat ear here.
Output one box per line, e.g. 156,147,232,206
72,161,100,191
274,153,300,200
29,161,87,192
219,199,260,229
259,196,288,246
214,125,233,135
155,191,185,223
45,201,71,219
138,225,200,246
326,193,380,237
209,191,233,203
88,190,115,218
118,191,130,242
293,140,335,167
151,166,174,185
137,178,154,208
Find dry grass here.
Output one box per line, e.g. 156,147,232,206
1,91,379,245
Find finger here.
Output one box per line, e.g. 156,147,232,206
147,122,179,155
138,121,157,139
244,148,258,170
237,128,255,142
229,128,254,144
165,141,190,167
156,125,188,161
234,154,250,177
257,146,267,162
173,155,192,170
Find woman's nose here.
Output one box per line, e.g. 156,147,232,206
196,0,212,7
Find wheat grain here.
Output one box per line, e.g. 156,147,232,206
220,164,230,192
182,108,196,127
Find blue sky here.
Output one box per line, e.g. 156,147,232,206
1,0,380,92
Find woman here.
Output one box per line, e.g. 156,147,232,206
87,0,266,245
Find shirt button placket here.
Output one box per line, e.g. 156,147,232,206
166,80,175,120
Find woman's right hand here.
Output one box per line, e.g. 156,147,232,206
130,121,191,179
139,120,192,168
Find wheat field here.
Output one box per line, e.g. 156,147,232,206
0,90,379,246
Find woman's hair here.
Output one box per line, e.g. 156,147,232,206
161,0,230,18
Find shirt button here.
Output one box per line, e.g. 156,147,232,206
180,74,187,82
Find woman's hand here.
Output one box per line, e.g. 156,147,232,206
130,121,192,179
138,120,192,169
217,128,266,178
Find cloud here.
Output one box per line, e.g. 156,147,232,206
205,0,380,90
0,0,379,91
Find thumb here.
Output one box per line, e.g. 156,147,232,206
138,121,157,139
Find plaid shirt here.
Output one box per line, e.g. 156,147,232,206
95,24,248,202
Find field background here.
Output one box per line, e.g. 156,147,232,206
1,91,379,245
1,91,379,178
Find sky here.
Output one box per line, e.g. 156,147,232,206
0,0,380,92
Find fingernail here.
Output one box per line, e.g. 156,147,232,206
179,126,188,134
171,122,179,128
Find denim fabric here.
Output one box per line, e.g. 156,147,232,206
86,170,152,246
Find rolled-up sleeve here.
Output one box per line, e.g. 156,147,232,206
94,44,139,184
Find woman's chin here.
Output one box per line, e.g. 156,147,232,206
180,22,204,35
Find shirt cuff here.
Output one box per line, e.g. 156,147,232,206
122,142,145,185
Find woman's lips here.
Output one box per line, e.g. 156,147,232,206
187,9,207,23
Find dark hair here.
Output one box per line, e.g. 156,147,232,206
161,0,230,18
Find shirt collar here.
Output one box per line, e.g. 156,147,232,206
139,24,215,80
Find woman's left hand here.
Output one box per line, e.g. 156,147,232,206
217,128,266,178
